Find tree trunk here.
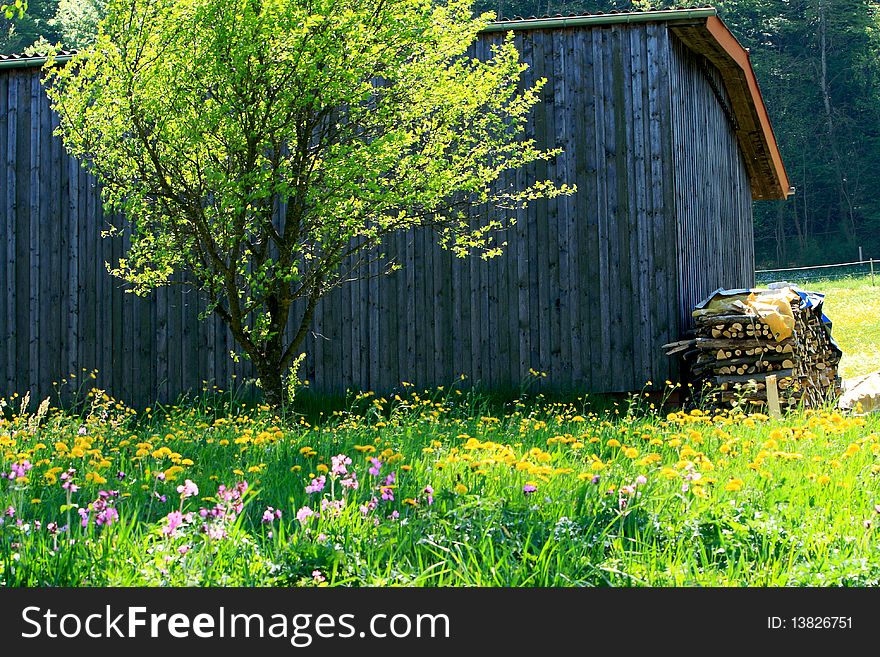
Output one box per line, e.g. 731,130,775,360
256,360,285,410
817,0,856,239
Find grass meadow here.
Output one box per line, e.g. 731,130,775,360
818,276,880,378
0,277,878,587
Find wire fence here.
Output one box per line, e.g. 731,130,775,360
755,259,877,287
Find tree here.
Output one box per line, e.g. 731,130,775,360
46,0,572,408
1,0,63,55
51,0,105,48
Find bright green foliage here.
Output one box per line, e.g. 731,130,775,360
1,1,27,19
45,0,572,406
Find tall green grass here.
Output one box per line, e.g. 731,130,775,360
1,388,878,586
810,276,880,378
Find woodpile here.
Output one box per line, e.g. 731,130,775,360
664,286,842,409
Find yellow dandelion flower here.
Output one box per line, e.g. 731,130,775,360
453,483,468,494
624,447,639,459
85,472,107,485
817,475,831,485
316,464,329,474
725,478,743,492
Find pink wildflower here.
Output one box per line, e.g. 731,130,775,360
305,475,326,494
296,506,316,523
262,507,282,524
176,479,199,499
331,454,352,476
162,510,185,537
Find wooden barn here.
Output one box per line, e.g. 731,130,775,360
0,7,791,406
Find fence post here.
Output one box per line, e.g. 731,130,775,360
871,258,875,287
765,374,782,419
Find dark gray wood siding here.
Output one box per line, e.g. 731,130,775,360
669,37,755,329
1,22,756,406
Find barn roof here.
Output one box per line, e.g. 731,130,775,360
0,7,790,200
0,49,77,68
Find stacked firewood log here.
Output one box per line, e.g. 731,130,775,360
664,287,842,409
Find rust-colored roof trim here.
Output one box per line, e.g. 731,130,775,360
670,17,792,200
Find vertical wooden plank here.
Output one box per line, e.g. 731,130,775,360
156,283,169,403
80,164,92,390
630,27,652,386
138,287,153,408
575,28,596,392
327,266,340,394
113,218,126,403
513,31,531,387
467,217,480,386
359,240,370,390
594,28,613,392
369,237,380,391
431,230,446,388
49,104,64,393
646,24,672,385
389,231,402,390
422,228,435,390
416,226,427,389
41,80,57,396
12,72,28,397
312,280,324,392
450,225,465,384
347,249,357,392
28,73,40,401
404,228,415,387
0,71,8,397
170,279,183,401
478,236,490,390
565,30,590,392
553,27,572,389
525,32,541,381
67,148,79,383
9,71,19,394
613,25,635,392
375,242,388,392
